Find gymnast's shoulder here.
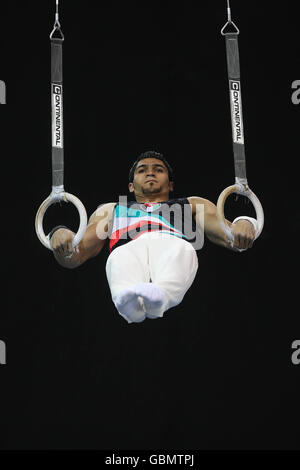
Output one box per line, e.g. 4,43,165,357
88,202,117,226
187,196,217,217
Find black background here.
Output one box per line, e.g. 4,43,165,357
0,1,299,450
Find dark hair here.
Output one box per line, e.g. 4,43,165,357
128,151,174,183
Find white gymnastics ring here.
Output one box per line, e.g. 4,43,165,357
35,192,87,250
216,184,264,245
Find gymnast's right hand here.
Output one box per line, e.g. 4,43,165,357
50,228,75,258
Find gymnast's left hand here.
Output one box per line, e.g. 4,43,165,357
231,219,255,250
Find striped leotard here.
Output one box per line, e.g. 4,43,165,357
106,197,197,254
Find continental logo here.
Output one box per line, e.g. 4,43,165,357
52,84,63,148
230,80,244,144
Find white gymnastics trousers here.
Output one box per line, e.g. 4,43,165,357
105,232,199,323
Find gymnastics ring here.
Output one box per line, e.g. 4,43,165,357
216,183,264,244
35,192,88,250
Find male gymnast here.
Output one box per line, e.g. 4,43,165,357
49,151,257,323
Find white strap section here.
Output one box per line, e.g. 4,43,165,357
232,216,259,236
232,216,258,230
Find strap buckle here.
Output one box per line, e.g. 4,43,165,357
221,20,240,36
50,1,64,40
221,0,240,35
50,21,64,41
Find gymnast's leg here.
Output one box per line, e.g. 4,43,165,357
105,236,164,323
139,232,199,319
106,233,198,323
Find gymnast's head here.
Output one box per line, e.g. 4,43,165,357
128,151,174,202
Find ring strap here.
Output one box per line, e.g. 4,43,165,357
223,30,248,187
51,36,64,190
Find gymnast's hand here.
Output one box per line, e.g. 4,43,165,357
231,219,255,250
50,228,75,258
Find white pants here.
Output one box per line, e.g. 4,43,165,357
105,232,199,319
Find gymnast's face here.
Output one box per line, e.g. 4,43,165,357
128,158,174,202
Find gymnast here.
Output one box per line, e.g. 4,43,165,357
48,151,257,324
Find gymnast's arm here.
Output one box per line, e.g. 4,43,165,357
50,202,116,268
188,196,255,251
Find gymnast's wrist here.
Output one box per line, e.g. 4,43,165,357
232,216,258,234
47,225,68,241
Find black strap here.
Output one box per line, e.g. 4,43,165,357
51,37,64,189
224,33,247,185
50,1,65,191
221,2,248,188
